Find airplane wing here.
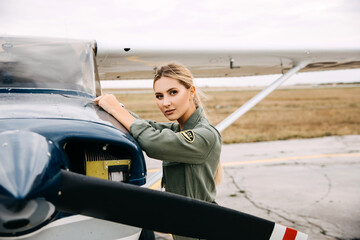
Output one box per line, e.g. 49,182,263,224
96,45,360,133
96,46,360,80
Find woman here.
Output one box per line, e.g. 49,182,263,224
94,62,222,239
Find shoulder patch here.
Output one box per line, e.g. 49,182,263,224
180,130,195,143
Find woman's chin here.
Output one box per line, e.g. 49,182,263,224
164,115,178,121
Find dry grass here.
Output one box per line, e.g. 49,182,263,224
107,87,360,144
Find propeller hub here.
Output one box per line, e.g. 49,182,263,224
0,130,52,199
0,130,63,236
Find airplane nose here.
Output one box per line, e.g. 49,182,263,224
0,130,52,199
0,130,64,235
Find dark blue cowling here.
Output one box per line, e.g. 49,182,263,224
0,91,147,185
0,91,147,236
0,37,147,237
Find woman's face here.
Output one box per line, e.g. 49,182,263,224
154,77,196,124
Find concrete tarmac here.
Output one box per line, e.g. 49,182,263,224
145,135,360,240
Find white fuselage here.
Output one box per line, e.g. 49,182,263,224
0,215,141,240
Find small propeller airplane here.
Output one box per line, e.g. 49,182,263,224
0,36,359,240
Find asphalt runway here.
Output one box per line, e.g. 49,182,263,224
145,135,360,240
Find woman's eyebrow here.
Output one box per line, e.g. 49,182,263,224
167,88,177,92
155,87,178,95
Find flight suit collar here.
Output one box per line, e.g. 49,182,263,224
181,107,203,131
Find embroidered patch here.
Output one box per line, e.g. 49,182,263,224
180,130,195,143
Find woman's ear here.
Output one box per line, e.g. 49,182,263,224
190,85,196,99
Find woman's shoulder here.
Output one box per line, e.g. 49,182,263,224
193,118,222,141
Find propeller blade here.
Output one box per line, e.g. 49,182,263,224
54,170,307,240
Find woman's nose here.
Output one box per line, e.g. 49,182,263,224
163,96,171,106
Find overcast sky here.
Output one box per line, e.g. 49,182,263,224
1,0,359,49
1,0,359,85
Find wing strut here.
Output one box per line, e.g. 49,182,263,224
215,61,309,132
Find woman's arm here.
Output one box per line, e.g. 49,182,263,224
130,119,218,164
129,111,176,131
94,93,136,131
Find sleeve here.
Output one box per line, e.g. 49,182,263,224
144,120,176,131
129,119,216,164
128,111,174,131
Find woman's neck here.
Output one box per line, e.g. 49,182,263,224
178,105,197,130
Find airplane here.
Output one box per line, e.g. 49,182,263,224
0,36,359,240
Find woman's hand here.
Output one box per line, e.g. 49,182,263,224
94,93,122,116
94,93,136,131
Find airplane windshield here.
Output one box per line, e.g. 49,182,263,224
0,37,96,97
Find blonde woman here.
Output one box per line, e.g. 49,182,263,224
94,62,222,240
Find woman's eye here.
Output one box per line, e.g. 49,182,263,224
155,95,163,99
170,90,178,95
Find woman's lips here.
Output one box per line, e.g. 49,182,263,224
165,109,175,115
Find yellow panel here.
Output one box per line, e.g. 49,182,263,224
86,161,108,180
104,160,131,169
86,160,131,180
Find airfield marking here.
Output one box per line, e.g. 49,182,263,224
148,152,360,188
126,55,148,63
221,152,360,167
147,153,360,176
149,179,162,190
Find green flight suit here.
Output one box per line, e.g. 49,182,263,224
129,107,222,240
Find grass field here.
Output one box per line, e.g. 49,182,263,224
105,86,360,144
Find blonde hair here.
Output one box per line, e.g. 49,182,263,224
154,62,203,108
214,162,223,186
154,62,223,186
